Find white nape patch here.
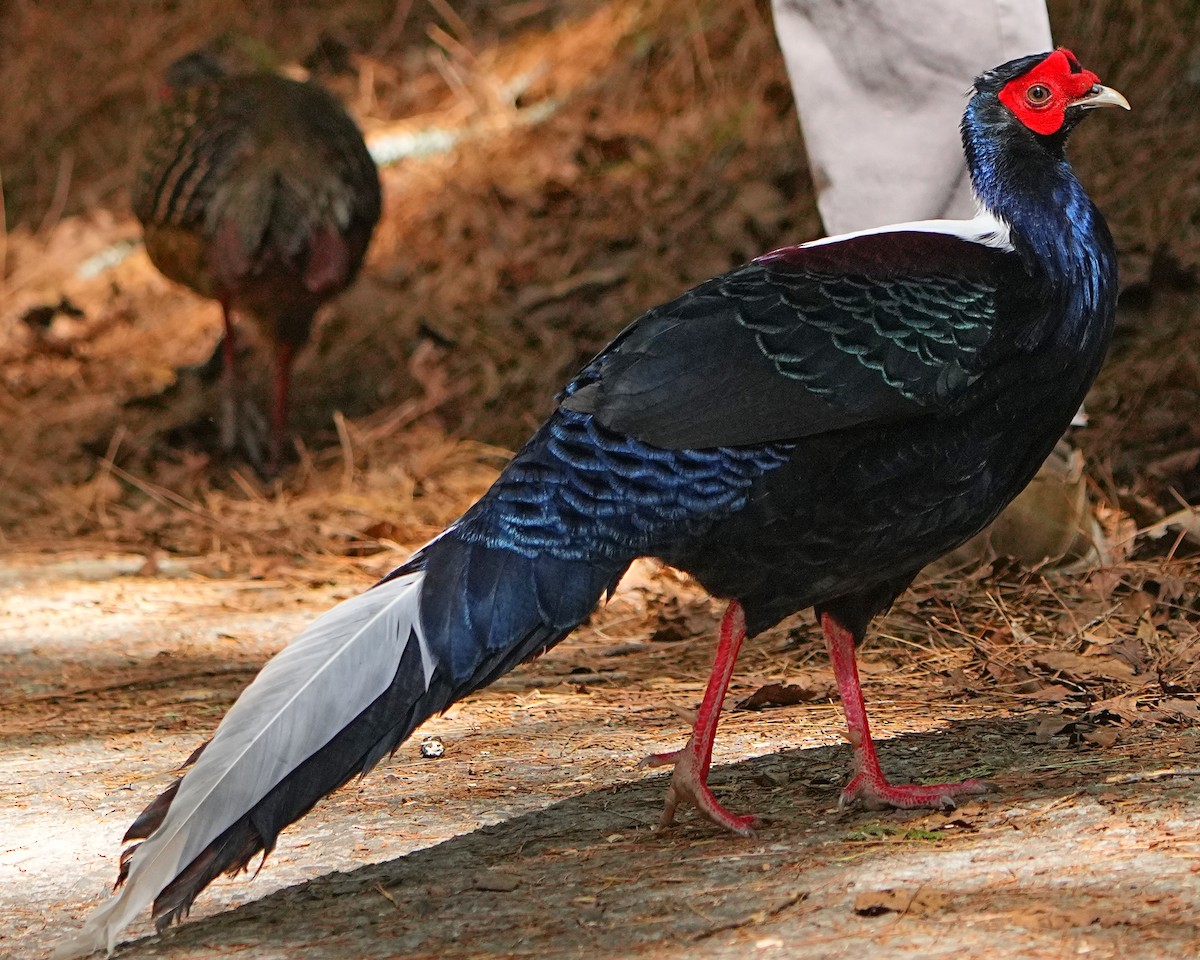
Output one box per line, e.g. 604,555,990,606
798,207,1014,253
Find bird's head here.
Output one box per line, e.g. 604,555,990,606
160,51,226,99
971,49,1129,145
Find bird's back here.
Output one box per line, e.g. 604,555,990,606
134,71,381,339
534,219,1113,637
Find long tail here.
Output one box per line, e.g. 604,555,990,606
55,533,624,959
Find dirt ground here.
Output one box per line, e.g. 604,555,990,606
4,551,1200,960
3,0,1200,958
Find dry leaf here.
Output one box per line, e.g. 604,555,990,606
943,667,978,695
1082,727,1119,748
1016,906,1105,930
1086,568,1123,600
472,871,521,892
1106,635,1151,674
1158,697,1200,722
1149,573,1190,603
853,887,950,917
738,681,831,711
1034,715,1074,743
1027,683,1078,703
647,596,716,643
1083,694,1145,724
1120,590,1156,619
1032,650,1137,683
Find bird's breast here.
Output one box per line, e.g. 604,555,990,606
142,224,215,299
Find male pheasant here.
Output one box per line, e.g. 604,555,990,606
62,49,1126,957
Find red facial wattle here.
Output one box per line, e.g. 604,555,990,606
998,48,1101,136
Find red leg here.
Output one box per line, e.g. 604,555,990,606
822,612,989,811
218,303,239,453
641,601,758,836
270,340,296,469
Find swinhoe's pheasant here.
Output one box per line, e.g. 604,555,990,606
57,50,1128,959
133,52,382,471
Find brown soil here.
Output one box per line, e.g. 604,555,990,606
5,551,1200,960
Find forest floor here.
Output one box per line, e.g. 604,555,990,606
4,550,1200,960
2,0,1200,958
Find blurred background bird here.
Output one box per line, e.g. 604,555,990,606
132,50,382,474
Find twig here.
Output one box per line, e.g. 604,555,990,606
0,167,7,299
693,890,810,941
229,467,266,503
357,383,469,444
36,148,74,240
0,667,260,707
94,427,126,527
370,0,414,57
685,0,716,90
495,1,550,24
104,460,221,527
1106,768,1200,784
429,46,478,113
1038,574,1084,641
427,0,478,49
513,259,634,313
334,410,356,490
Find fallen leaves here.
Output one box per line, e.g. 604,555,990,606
736,680,833,711
1157,697,1200,722
1083,692,1146,724
1084,727,1120,748
1032,650,1139,684
1010,904,1108,930
920,560,1200,740
646,595,719,644
1033,714,1120,747
844,823,947,843
853,886,951,918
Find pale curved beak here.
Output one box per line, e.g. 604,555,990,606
1074,84,1131,111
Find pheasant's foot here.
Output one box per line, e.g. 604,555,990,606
839,770,991,811
642,745,758,836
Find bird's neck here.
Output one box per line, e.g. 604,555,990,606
963,116,1118,353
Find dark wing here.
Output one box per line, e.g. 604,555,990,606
562,231,1046,448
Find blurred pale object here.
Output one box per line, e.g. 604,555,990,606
771,0,1053,232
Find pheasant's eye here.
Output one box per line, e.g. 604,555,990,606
1025,84,1053,107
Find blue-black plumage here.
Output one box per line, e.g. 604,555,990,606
58,49,1128,957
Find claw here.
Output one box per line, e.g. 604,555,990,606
822,610,998,814
839,774,992,811
646,602,757,836
647,741,758,836
639,749,681,770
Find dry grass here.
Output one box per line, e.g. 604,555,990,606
0,0,1198,646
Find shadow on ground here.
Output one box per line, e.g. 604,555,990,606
98,720,1200,960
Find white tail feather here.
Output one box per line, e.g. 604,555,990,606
54,568,429,959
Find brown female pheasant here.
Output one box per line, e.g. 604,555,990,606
133,52,382,471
